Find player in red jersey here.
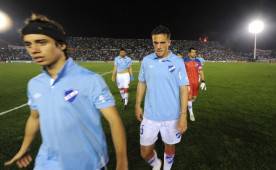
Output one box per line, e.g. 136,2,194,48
183,47,206,121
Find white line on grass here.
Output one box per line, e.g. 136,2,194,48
0,103,28,116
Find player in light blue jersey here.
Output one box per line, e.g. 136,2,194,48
196,54,206,65
112,48,133,108
135,25,189,170
5,14,128,170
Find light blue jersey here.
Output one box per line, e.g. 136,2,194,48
138,52,189,121
196,57,205,65
114,56,132,73
27,58,115,170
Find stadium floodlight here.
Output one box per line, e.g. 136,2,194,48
248,20,264,60
0,10,12,33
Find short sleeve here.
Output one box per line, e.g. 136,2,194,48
138,59,146,82
196,59,202,70
128,58,132,67
27,82,38,110
91,75,115,109
177,60,189,86
114,57,118,66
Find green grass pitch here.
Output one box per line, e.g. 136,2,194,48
0,62,276,170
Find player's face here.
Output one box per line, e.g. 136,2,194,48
23,34,66,67
189,49,197,58
152,34,171,58
119,50,126,57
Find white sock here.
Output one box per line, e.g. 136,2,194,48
188,101,193,114
124,93,128,105
163,153,175,170
147,150,160,167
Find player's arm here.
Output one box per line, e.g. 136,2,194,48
135,81,146,121
199,70,205,82
128,65,133,77
112,65,117,82
177,85,189,134
5,110,40,168
101,107,128,170
128,65,134,81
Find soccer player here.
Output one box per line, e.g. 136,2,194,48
5,14,128,170
112,48,133,107
183,47,206,121
196,54,206,65
135,25,189,170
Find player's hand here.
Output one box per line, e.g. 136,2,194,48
200,82,207,91
5,150,33,168
112,75,116,82
135,105,143,121
177,113,187,134
130,75,134,81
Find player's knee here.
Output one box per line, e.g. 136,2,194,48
164,144,175,155
140,148,153,160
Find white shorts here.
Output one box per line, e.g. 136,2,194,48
116,72,130,88
140,118,182,146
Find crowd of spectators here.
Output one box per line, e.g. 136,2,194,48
0,48,30,62
1,37,275,62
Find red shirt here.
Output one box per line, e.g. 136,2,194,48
183,57,202,84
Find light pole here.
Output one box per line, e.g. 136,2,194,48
248,20,264,60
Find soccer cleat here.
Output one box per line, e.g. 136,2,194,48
152,159,162,170
189,113,195,121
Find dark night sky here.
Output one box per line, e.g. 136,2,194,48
0,0,276,51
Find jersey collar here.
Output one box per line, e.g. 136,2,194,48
42,58,75,85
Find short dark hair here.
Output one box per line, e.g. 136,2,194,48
151,25,171,39
188,47,197,52
120,47,126,52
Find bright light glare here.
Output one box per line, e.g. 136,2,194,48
0,10,12,32
249,20,264,34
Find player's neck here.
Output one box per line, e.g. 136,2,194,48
158,51,170,58
45,55,67,79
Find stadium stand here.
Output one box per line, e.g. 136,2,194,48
0,37,275,62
